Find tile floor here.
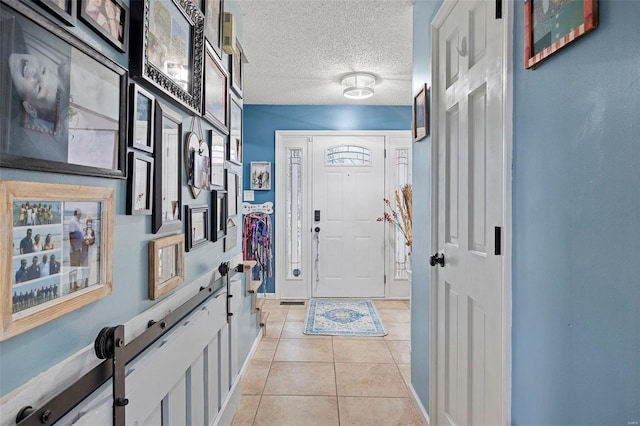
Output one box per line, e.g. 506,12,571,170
230,299,425,426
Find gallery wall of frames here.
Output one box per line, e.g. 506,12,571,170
0,0,244,344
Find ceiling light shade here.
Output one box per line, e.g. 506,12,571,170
341,73,376,100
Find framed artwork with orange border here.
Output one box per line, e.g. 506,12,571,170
524,0,598,69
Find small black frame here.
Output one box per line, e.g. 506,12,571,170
129,83,155,154
79,0,129,52
203,0,223,59
185,204,209,251
211,190,227,242
33,0,77,26
203,41,228,133
127,151,154,215
230,39,243,98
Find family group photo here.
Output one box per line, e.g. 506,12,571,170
11,199,102,314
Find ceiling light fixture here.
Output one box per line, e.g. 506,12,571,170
341,72,376,100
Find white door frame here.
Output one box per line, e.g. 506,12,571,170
275,130,411,300
429,1,513,424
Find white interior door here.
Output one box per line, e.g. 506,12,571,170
311,135,385,298
434,0,505,424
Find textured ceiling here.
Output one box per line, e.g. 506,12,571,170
237,0,414,105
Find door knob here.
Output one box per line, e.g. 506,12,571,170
430,253,445,267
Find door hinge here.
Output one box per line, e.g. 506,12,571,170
384,274,387,284
384,148,387,159
495,0,502,19
494,226,502,255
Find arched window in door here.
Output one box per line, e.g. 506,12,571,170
325,145,371,166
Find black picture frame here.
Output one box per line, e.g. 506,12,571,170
412,83,428,142
184,204,209,251
130,83,155,153
211,190,227,242
230,39,243,98
203,0,223,59
33,0,77,26
130,0,205,115
203,41,228,133
226,169,238,216
0,0,128,179
227,94,242,165
152,102,183,234
209,128,226,191
127,151,154,216
79,0,129,52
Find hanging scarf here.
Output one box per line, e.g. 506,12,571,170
243,213,273,285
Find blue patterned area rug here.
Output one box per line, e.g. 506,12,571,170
303,299,387,337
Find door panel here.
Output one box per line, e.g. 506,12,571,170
469,86,487,253
312,135,385,298
446,106,460,247
435,0,504,424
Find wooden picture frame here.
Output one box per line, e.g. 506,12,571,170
203,42,228,133
130,83,155,153
250,161,271,191
79,0,129,52
0,181,114,341
148,233,184,300
524,0,598,69
127,151,154,216
209,128,226,191
184,204,209,251
152,102,183,234
203,0,223,59
211,190,227,242
227,95,242,165
130,0,205,115
413,83,428,142
0,0,128,179
34,0,77,26
230,39,243,98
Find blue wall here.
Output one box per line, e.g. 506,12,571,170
410,0,441,414
0,1,251,396
243,105,412,293
512,1,640,424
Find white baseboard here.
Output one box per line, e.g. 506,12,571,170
213,331,262,426
408,382,431,425
256,293,276,300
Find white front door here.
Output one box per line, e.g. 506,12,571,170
433,0,506,424
311,135,385,298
